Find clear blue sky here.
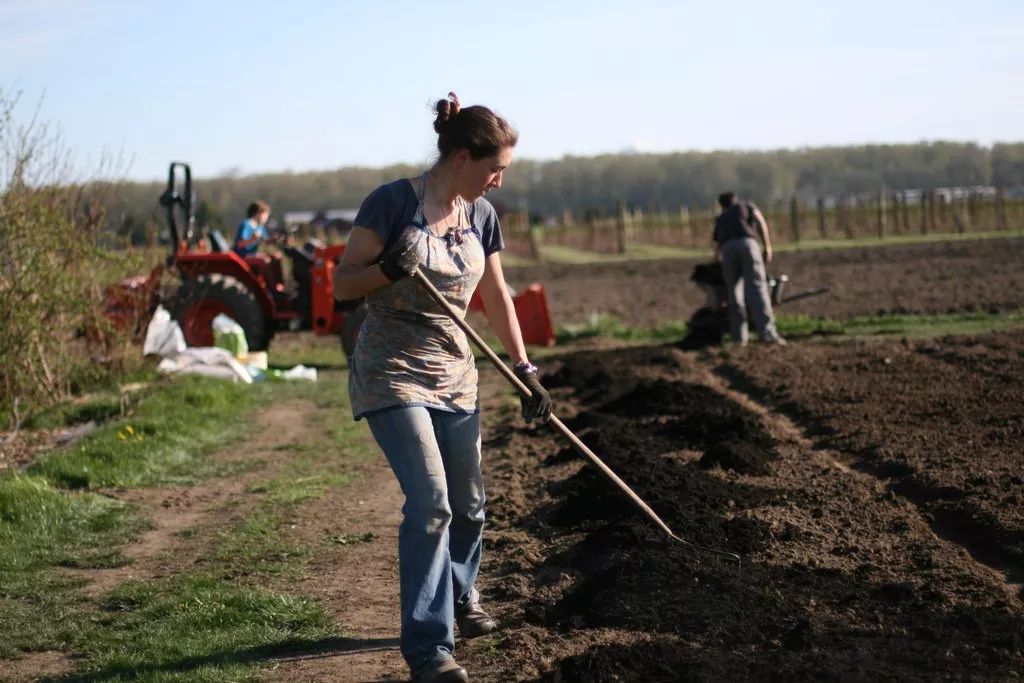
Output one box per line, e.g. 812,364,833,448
2,0,1020,181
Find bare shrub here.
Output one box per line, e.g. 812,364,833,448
0,90,148,427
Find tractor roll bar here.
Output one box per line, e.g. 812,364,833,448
158,162,195,263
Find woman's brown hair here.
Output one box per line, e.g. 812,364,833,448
434,92,518,161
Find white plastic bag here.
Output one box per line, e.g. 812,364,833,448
143,306,186,358
282,364,318,382
156,347,253,383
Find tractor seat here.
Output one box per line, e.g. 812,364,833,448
208,229,230,253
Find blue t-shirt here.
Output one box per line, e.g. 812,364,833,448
233,218,266,257
347,175,504,419
354,178,504,256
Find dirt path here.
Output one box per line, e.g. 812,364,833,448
261,447,407,682
5,381,415,683
3,400,327,683
58,399,319,600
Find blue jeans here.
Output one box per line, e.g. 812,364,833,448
366,406,485,674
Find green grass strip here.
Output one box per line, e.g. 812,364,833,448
60,575,336,682
774,228,1024,253
553,309,1024,345
556,314,688,343
28,376,266,490
0,474,142,575
24,395,126,430
523,229,1024,265
0,474,148,658
777,310,1024,338
1,373,358,677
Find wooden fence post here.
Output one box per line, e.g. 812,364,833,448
877,189,887,239
919,191,928,235
927,190,937,234
527,225,543,261
561,208,574,227
996,187,1007,231
841,196,855,240
954,193,967,234
937,192,949,231
816,197,826,239
900,192,910,233
680,205,691,247
615,200,627,254
789,196,801,243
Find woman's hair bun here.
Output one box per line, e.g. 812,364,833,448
433,92,461,133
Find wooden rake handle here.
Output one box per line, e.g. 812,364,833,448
411,269,740,565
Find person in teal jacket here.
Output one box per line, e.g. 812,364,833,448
233,200,271,258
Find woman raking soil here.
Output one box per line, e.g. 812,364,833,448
332,92,552,683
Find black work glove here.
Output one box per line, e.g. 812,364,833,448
379,229,423,282
514,363,552,423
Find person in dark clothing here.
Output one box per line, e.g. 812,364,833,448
712,192,785,345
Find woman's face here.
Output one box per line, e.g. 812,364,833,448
457,146,513,201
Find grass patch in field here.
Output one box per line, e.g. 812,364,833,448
247,459,352,506
777,309,1024,339
0,474,148,657
268,333,347,370
1,366,368,676
208,511,308,579
24,394,125,430
551,310,1024,347
69,575,337,682
527,229,1024,265
775,228,1024,253
28,376,265,490
535,243,707,264
0,574,90,659
556,313,688,344
0,474,142,576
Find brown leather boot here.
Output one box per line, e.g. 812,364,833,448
412,658,469,682
456,602,498,639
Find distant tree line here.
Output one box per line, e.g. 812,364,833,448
101,141,1024,243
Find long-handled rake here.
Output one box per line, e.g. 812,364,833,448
413,269,741,566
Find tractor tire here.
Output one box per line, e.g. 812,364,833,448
340,302,367,359
167,274,270,351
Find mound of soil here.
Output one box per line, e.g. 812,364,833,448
698,438,773,476
720,331,1024,584
466,339,1024,681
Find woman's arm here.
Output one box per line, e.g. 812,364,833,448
476,252,529,365
478,251,552,423
332,227,391,301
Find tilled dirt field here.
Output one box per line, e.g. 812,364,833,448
505,236,1024,326
462,334,1024,681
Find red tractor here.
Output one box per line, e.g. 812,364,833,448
106,162,555,355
